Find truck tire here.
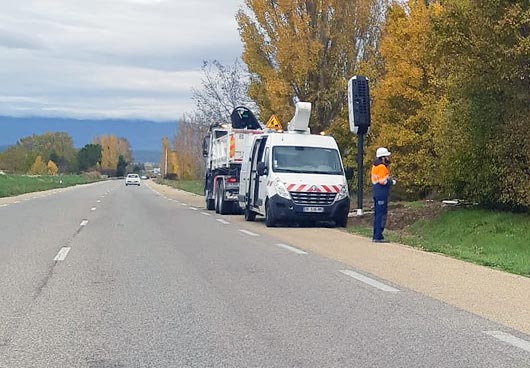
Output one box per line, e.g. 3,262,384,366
219,184,231,215
244,207,256,221
265,200,277,227
214,184,220,213
205,190,215,210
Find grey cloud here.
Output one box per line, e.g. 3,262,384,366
0,28,44,50
0,0,245,120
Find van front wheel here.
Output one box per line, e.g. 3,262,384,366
265,201,277,227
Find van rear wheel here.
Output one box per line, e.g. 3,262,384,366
244,207,256,221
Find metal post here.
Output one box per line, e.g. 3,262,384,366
357,133,364,216
164,148,168,178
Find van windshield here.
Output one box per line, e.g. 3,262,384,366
272,146,343,175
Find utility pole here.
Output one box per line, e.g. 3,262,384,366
164,148,168,178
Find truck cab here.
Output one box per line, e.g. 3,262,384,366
239,103,352,227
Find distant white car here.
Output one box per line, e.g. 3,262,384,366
125,173,141,186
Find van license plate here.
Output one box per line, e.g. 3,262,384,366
303,207,324,213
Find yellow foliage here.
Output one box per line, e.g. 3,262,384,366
29,155,47,175
93,135,132,173
369,1,444,196
47,160,59,175
237,0,386,133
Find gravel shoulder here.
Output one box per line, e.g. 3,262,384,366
148,180,530,336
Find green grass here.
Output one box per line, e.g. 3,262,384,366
157,179,203,196
348,209,530,277
0,174,101,197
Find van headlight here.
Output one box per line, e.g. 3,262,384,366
335,184,349,202
273,179,291,200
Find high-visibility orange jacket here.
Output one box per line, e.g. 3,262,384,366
371,158,392,197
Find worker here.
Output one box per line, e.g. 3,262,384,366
371,147,396,243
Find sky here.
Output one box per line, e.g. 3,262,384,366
0,0,245,121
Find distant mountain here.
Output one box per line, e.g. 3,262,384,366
0,116,178,155
134,150,162,164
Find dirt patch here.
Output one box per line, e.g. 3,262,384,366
348,200,447,230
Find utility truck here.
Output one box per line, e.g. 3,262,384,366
202,106,262,214
238,102,353,227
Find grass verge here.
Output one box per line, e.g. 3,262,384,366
0,173,101,197
156,179,203,196
348,208,530,277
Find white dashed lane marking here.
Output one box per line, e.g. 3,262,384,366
216,219,230,225
91,207,96,211
239,229,259,237
339,270,400,293
201,212,212,216
80,220,89,227
276,243,308,255
54,247,71,261
189,207,198,211
484,331,530,353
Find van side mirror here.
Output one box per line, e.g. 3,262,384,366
345,167,354,180
257,162,268,176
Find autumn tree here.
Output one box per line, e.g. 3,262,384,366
369,1,444,197
29,155,47,175
192,59,257,123
47,160,59,175
173,114,209,180
18,132,76,172
93,135,132,176
237,0,388,132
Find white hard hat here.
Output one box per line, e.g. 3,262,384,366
376,147,391,158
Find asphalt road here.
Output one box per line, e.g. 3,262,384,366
0,181,529,367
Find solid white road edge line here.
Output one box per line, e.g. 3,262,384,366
276,243,308,255
239,229,260,237
201,212,212,216
339,270,400,293
484,331,530,353
80,220,89,226
216,219,230,225
54,247,71,261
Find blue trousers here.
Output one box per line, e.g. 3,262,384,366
373,196,388,240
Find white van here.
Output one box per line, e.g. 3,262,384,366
238,103,352,227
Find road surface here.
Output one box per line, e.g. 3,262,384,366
0,181,529,367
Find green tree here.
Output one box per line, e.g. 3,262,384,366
18,132,76,172
77,144,102,172
116,155,128,177
433,0,530,209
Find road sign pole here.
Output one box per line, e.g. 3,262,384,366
357,133,364,216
